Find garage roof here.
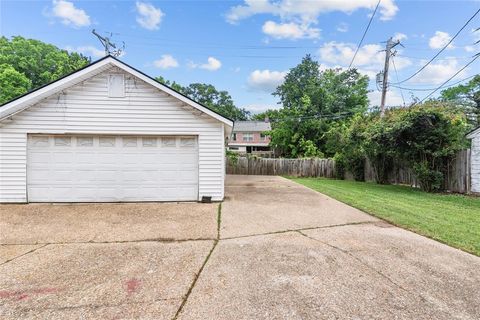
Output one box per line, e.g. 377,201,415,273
0,55,233,128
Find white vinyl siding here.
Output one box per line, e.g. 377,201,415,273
471,136,480,193
0,67,225,202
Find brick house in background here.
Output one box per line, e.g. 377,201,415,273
227,120,272,154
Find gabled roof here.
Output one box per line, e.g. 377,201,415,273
0,55,233,127
466,126,480,139
233,121,271,132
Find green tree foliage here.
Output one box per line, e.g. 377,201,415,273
155,77,250,121
337,103,469,191
0,36,90,104
155,75,184,93
270,54,369,157
251,109,281,123
0,64,31,103
440,75,480,124
385,103,468,192
182,83,250,120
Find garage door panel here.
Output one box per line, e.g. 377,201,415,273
27,135,198,202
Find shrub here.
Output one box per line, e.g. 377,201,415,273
226,149,239,165
333,153,346,179
412,161,444,192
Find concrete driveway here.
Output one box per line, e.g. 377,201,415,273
1,175,479,319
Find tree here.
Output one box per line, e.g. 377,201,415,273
0,64,32,103
155,77,250,121
270,54,370,157
251,109,281,123
182,83,250,120
0,36,90,104
155,75,184,93
440,75,480,124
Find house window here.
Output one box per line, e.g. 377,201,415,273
232,133,237,141
243,133,253,142
260,133,267,141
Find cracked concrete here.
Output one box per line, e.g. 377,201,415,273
1,175,479,319
177,175,480,320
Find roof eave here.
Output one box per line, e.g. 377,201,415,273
0,55,234,128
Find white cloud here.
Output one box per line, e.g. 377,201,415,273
393,32,407,42
247,69,287,92
262,20,320,39
408,58,467,84
189,57,222,71
51,0,90,27
318,41,412,76
368,90,405,107
153,54,179,69
464,45,476,52
65,45,104,58
336,22,348,33
136,1,164,30
226,0,398,24
429,31,454,49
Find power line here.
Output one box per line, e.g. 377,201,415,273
348,0,381,69
391,55,406,106
415,53,480,105
270,111,355,123
394,8,480,85
390,74,477,91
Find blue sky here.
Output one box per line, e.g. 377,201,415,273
1,0,479,114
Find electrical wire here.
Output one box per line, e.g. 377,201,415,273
415,53,480,105
394,8,480,84
390,74,477,91
348,0,381,69
391,56,406,106
269,111,355,123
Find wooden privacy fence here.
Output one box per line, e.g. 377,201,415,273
364,149,471,194
226,157,336,178
227,149,471,193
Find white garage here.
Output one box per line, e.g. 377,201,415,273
0,56,233,203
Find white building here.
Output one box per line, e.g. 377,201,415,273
0,56,233,203
467,127,480,193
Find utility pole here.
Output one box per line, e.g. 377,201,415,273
91,29,125,57
379,37,401,117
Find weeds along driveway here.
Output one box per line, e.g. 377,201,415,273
1,176,480,319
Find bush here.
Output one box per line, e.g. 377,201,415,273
412,161,444,192
333,153,346,179
226,149,239,165
346,154,365,181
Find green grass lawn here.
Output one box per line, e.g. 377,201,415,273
290,177,480,256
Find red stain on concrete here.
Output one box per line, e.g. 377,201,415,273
16,294,29,301
125,278,141,295
0,287,59,301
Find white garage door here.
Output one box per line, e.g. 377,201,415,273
27,135,198,202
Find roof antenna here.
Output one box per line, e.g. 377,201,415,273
91,29,125,57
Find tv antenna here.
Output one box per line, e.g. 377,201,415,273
91,29,125,57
